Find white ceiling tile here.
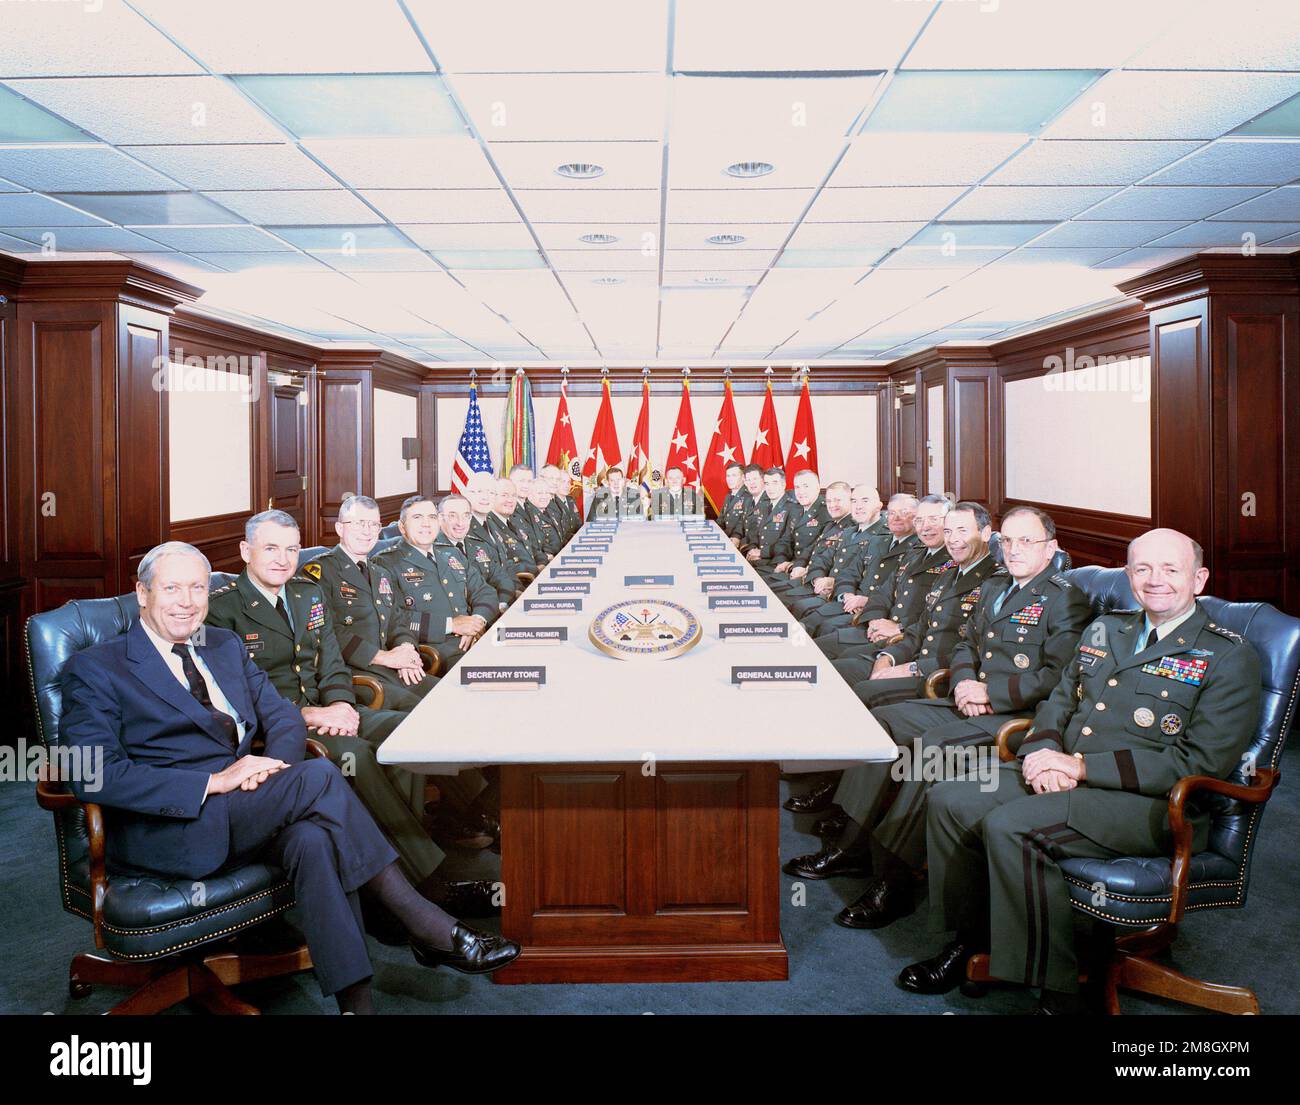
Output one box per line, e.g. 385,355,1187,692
491,141,662,190
1002,247,1129,265
0,230,35,250
1146,221,1300,247
939,185,1119,221
672,73,881,142
876,245,1011,269
190,251,330,272
361,189,520,223
131,0,436,74
117,252,227,279
5,77,288,144
1,225,174,252
407,0,669,73
547,250,660,272
1080,185,1268,221
1040,72,1300,140
905,0,1182,69
203,189,379,225
1092,247,1199,270
449,74,666,141
664,248,776,270
1262,229,1300,245
308,250,442,273
515,189,660,223
0,176,22,192
1030,220,1190,247
122,143,341,191
667,188,812,223
1126,0,1300,70
664,223,788,250
133,225,295,252
0,145,184,191
674,0,929,71
987,140,1202,186
786,222,924,250
1206,185,1300,221
808,187,966,221
1144,139,1300,186
533,223,657,250
400,223,536,250
55,190,240,225
0,192,109,226
305,138,499,190
0,0,203,77
832,134,1027,187
668,132,848,190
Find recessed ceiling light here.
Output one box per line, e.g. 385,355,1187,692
556,162,605,179
724,161,774,179
706,233,747,246
591,276,624,285
579,232,619,244
695,275,727,284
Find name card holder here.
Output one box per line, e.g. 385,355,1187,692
624,574,673,588
461,665,546,691
708,595,768,610
719,623,789,641
731,665,817,690
701,580,754,593
496,627,568,646
524,598,583,614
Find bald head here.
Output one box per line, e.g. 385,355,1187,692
1126,528,1208,625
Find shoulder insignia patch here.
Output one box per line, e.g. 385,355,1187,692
302,562,323,580
1206,622,1244,643
208,582,236,596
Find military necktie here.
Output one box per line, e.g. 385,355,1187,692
171,643,238,746
456,541,467,555
274,594,292,631
994,583,1019,616
1142,626,1159,653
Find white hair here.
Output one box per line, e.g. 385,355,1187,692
138,541,210,587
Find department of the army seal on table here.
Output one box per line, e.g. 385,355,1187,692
590,598,703,660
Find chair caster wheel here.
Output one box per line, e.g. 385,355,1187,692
69,980,91,999
959,980,987,998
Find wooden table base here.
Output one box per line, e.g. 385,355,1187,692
494,761,788,984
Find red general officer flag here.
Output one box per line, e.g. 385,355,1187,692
626,377,651,488
546,378,584,513
751,377,784,470
702,378,746,513
582,376,621,477
664,376,701,485
785,375,819,486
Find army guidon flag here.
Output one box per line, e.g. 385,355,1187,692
627,375,652,491
664,374,701,485
702,377,746,513
582,375,622,478
751,375,784,470
545,376,583,513
450,382,493,494
500,368,536,476
784,372,819,486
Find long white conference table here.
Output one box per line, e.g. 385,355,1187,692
379,514,896,983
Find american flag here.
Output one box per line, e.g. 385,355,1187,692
451,385,493,493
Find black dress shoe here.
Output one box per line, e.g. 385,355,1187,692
833,876,915,929
784,779,838,814
812,810,849,840
410,923,521,975
897,940,975,994
781,845,871,880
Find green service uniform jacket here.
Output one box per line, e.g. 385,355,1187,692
738,493,774,551
1016,601,1262,855
786,497,834,568
521,500,564,559
775,513,855,601
881,554,1005,677
587,485,642,520
486,512,539,575
750,493,797,562
466,516,520,606
719,489,751,538
376,537,500,665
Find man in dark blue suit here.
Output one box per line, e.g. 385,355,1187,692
61,541,519,1014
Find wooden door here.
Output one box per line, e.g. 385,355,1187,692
268,380,307,527
894,386,919,496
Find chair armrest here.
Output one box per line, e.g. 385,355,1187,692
351,674,385,711
924,669,951,700
515,571,535,586
417,644,443,679
1164,768,1279,923
305,738,331,761
995,718,1033,763
36,777,108,948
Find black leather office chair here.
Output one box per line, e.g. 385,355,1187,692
296,545,330,572
379,522,401,539
208,569,239,591
26,595,329,1014
370,536,401,557
965,566,1299,1013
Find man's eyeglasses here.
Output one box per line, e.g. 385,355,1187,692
1002,536,1052,551
341,520,382,531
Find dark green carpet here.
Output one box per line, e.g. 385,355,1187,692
4,746,1296,1015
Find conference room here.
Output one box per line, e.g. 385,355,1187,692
2,0,1298,1040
